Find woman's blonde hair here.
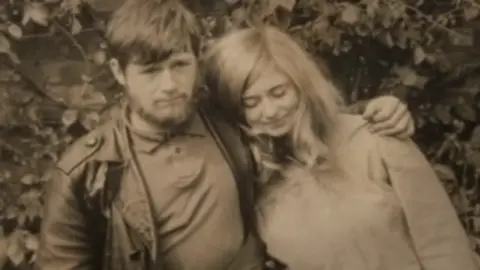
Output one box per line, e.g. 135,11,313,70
204,25,346,181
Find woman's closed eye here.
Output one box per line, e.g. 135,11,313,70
270,86,286,98
242,96,261,109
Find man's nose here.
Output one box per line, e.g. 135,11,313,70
157,69,177,95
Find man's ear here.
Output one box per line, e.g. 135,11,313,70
109,58,126,86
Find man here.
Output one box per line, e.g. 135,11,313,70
36,0,415,269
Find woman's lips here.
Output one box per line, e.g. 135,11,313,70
265,115,289,129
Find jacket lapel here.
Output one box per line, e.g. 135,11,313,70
95,119,158,262
113,162,157,260
198,105,256,236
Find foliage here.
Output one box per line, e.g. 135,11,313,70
0,0,480,268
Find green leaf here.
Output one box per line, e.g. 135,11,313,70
91,50,107,65
470,126,480,147
6,231,26,266
363,0,379,17
393,66,428,88
0,33,20,64
413,46,426,65
434,105,452,125
449,31,473,47
7,24,22,39
394,66,417,86
71,17,82,35
378,32,394,48
24,233,38,252
24,3,50,26
340,4,360,24
433,163,456,182
466,146,480,167
19,174,38,185
84,0,122,12
0,33,11,53
452,99,476,122
464,7,480,21
61,109,79,128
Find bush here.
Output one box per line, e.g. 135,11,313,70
0,0,480,268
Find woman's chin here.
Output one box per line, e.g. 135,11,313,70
264,126,291,138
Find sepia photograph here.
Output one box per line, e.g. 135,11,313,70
1,0,480,269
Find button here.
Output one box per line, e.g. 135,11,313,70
85,137,98,147
265,260,276,269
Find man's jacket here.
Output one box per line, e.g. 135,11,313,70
36,103,261,270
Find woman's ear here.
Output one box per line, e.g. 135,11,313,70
109,58,126,86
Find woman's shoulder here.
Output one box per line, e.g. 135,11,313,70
332,113,376,148
333,113,419,161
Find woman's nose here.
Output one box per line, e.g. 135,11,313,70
261,100,279,120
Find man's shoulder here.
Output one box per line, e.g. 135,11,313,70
56,119,122,175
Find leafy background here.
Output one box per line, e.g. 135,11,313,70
1,0,480,268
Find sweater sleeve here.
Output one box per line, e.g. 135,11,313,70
376,135,479,270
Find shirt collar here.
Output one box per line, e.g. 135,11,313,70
123,104,206,154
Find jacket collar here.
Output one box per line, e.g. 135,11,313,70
86,115,159,261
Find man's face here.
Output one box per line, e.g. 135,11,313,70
112,51,199,128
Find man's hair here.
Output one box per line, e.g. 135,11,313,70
105,0,201,67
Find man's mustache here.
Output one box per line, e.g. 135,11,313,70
153,93,188,104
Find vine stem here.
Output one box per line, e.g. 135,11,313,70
388,0,469,39
20,27,100,39
51,19,91,76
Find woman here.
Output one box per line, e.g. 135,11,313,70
204,25,479,270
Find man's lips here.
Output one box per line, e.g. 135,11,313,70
153,96,186,106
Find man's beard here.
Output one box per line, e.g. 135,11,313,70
128,94,197,131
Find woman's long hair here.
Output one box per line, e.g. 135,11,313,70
204,25,346,185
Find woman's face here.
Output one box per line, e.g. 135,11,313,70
242,66,299,137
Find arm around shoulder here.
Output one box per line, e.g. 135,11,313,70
376,136,479,270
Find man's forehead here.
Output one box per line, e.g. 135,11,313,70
131,45,195,65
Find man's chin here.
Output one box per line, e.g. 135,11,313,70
148,109,194,128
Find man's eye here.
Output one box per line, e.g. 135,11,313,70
141,65,161,73
242,97,260,108
171,60,190,69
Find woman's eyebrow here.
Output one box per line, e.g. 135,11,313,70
269,83,285,91
244,79,288,97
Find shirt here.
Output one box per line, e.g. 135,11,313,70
124,108,247,269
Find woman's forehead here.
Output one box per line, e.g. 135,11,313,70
243,66,290,96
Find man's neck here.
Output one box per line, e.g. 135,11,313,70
129,111,168,135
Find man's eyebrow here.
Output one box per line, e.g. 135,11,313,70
170,53,193,60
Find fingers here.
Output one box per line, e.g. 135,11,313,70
375,114,411,138
363,97,403,122
368,105,408,133
362,102,382,120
